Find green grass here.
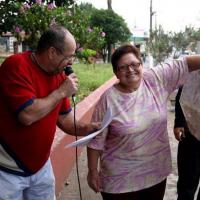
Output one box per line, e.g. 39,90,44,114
0,57,4,65
0,57,114,102
72,63,113,103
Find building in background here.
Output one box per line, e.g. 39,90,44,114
0,32,22,53
130,27,149,65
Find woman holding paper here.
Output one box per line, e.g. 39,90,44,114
87,44,200,200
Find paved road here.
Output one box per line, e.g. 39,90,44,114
58,104,178,200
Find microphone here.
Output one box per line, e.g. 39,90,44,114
64,66,76,102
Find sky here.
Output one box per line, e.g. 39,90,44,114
77,0,200,33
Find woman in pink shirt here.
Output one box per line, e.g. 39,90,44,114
87,44,200,200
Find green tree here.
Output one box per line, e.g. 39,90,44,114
66,6,106,52
192,28,200,42
48,0,75,7
148,25,173,64
90,9,131,62
2,1,105,54
11,2,74,50
171,26,200,54
0,0,75,33
79,2,96,13
0,0,23,33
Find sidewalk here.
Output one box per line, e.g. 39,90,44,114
0,52,13,58
58,104,178,200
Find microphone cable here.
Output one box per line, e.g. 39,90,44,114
64,66,83,199
72,97,83,200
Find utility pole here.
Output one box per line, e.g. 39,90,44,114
150,0,155,43
154,13,157,30
107,0,112,10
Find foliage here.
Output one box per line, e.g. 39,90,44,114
0,0,23,33
83,27,106,51
76,48,97,64
11,2,74,50
90,9,131,44
148,25,200,63
50,0,75,7
90,9,132,62
0,57,5,65
79,2,96,14
1,1,105,52
69,7,106,52
171,26,200,53
0,0,75,33
192,28,200,42
0,1,105,56
148,25,173,64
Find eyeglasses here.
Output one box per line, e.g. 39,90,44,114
117,62,141,72
54,47,76,62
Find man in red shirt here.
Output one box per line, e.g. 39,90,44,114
0,26,99,200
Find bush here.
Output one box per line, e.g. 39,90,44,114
76,48,96,64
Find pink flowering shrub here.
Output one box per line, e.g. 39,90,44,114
13,2,71,49
13,2,106,54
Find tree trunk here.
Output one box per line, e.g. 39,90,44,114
101,48,107,63
107,44,112,63
13,41,19,54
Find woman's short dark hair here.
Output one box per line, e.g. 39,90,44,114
37,26,68,53
111,44,141,73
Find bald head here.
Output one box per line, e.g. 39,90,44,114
37,26,76,54
63,29,76,54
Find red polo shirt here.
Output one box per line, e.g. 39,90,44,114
0,51,71,176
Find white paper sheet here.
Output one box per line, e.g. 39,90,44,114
65,108,112,148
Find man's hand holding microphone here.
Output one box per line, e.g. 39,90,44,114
58,66,78,99
56,66,101,137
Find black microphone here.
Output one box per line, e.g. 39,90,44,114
64,66,74,76
64,66,76,102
